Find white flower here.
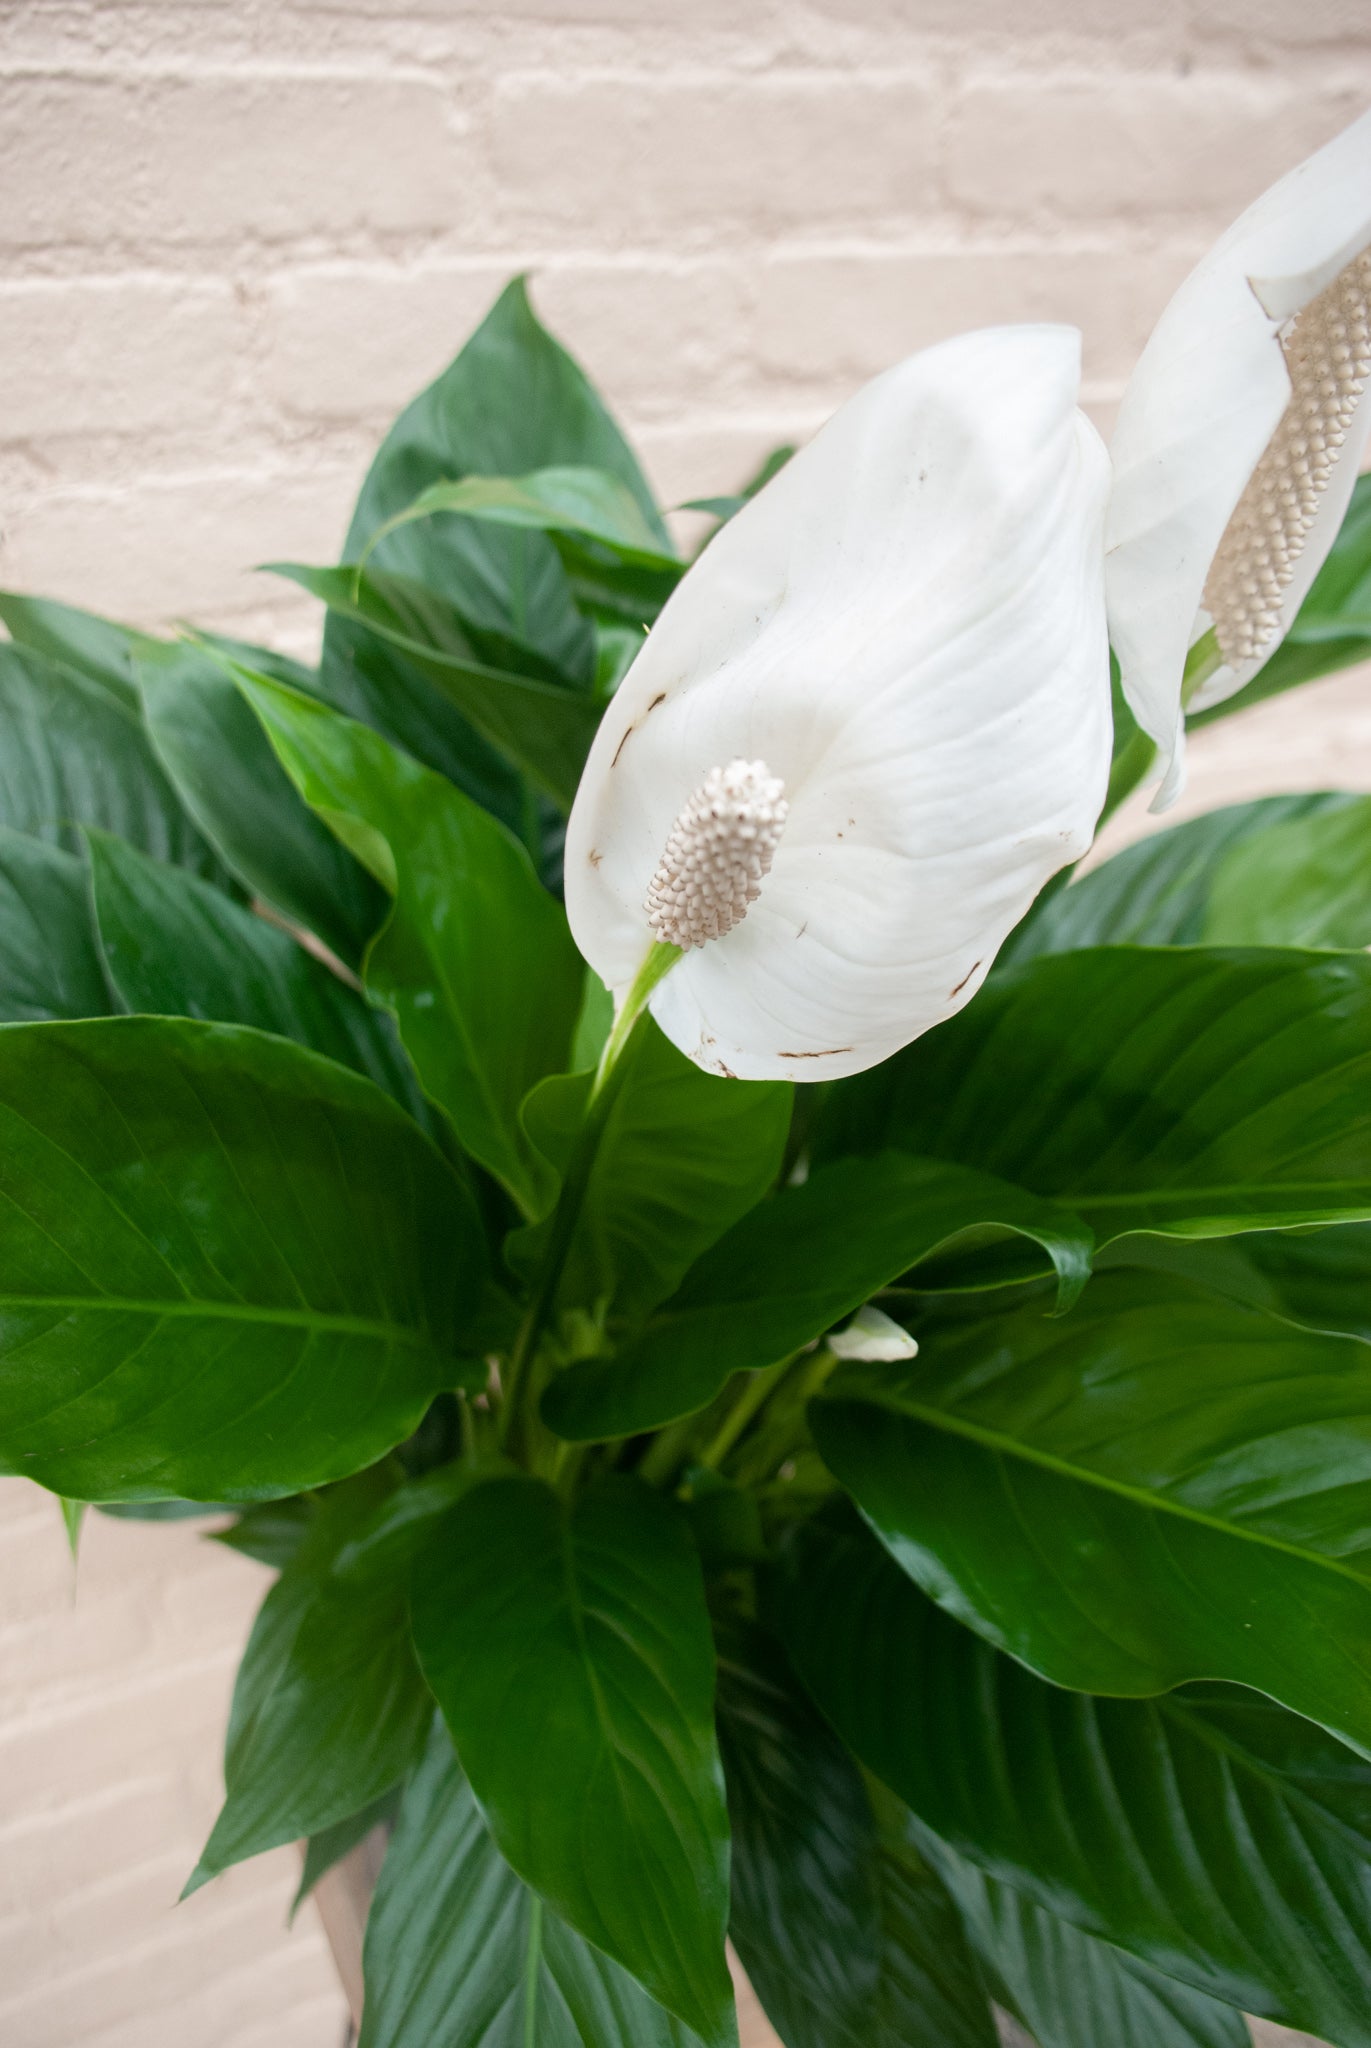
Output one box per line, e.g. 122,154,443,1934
564,326,1111,1083
1107,109,1371,807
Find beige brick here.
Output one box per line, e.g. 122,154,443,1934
258,259,513,419
0,460,361,629
751,241,1200,392
0,73,471,252
489,73,938,237
0,278,247,441
947,73,1367,223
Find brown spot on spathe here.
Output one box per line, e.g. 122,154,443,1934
588,848,603,868
610,725,635,768
949,961,982,999
779,1047,854,1060
646,691,667,713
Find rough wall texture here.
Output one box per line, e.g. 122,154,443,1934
2,1,1370,2043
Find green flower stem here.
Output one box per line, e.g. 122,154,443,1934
727,1348,840,1488
696,1354,799,1473
498,940,682,1453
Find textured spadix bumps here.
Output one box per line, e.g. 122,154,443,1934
565,326,1112,1083
1108,109,1371,805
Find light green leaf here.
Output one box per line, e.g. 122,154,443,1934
190,1473,430,1891
0,1017,486,1502
820,946,1371,1242
86,828,429,1127
512,1018,792,1325
778,1506,1371,2047
1004,793,1354,961
359,1717,705,2048
238,670,582,1214
0,826,112,1021
410,1476,736,2047
367,466,679,570
543,1154,1091,1443
813,1267,1371,1757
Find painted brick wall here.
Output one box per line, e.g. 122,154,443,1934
2,2,1370,2043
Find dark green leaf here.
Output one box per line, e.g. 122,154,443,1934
717,1617,996,2048
917,1826,1248,2048
1104,1220,1371,1343
543,1154,1091,1443
0,1016,486,1502
820,946,1371,1242
512,1018,792,1325
0,826,111,1021
410,1475,735,2046
359,1717,705,2048
86,828,429,1127
0,640,228,881
293,1787,399,1919
213,1496,318,1570
239,670,582,1214
814,1267,1371,1754
1191,471,1371,725
779,1507,1371,2047
277,563,602,813
1004,794,1353,961
190,1473,430,1890
0,587,152,707
336,274,665,668
136,639,383,968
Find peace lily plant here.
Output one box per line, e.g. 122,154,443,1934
4,109,1371,2048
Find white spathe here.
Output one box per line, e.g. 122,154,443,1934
565,325,1112,1083
1107,109,1371,807
828,1306,920,1363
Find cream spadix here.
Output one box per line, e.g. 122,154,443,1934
1107,109,1371,807
565,325,1112,1084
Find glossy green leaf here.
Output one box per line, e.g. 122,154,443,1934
410,1475,735,2046
717,1618,996,2048
916,1826,1249,2048
276,563,602,813
814,1267,1371,1755
0,640,228,881
360,1717,705,2048
239,670,582,1214
778,1508,1371,2046
190,1473,430,1890
86,828,429,1126
0,826,111,1020
543,1154,1091,1443
0,1016,486,1502
1202,796,1371,947
820,946,1371,1242
135,638,383,968
512,1018,792,1325
1004,793,1353,961
1191,470,1371,725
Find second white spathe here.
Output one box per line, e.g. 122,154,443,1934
1107,109,1371,807
564,324,1112,1084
